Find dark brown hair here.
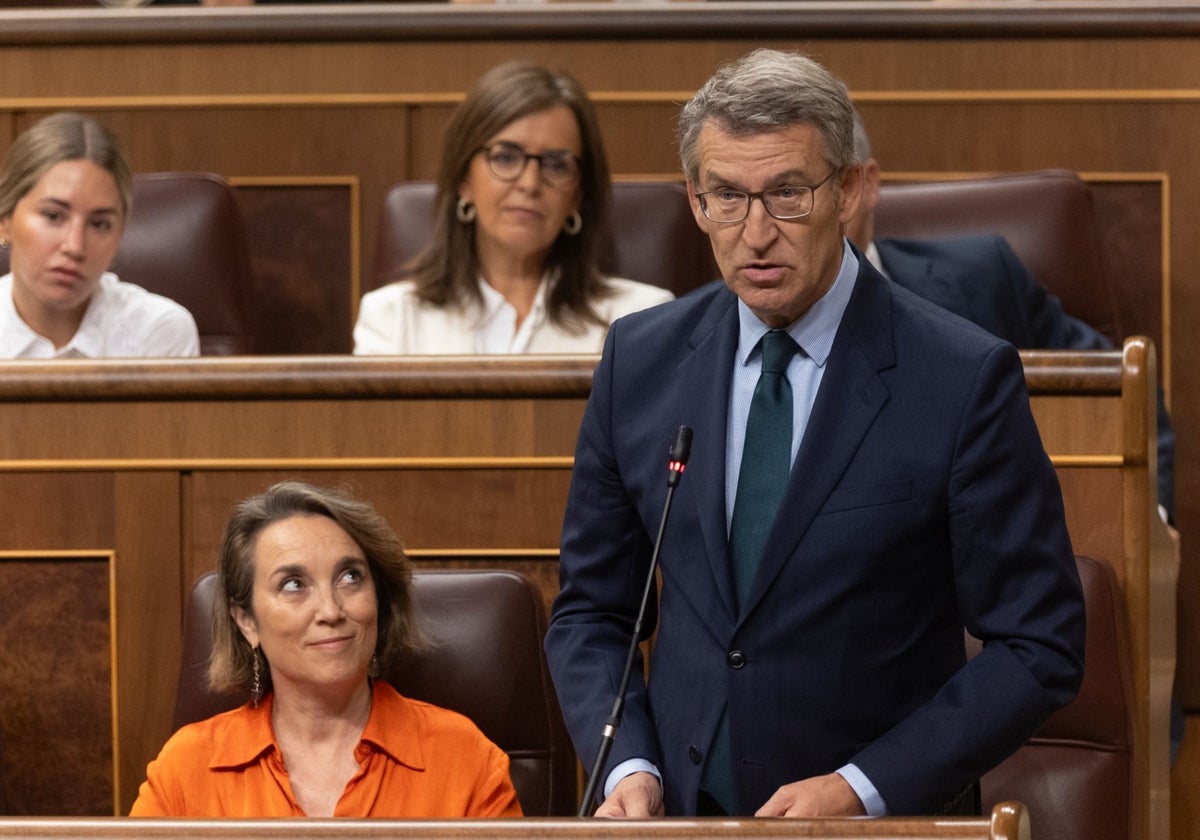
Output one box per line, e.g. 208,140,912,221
406,61,615,332
208,481,423,694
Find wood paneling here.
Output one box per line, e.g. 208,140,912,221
0,556,112,816
232,181,357,354
0,349,1166,834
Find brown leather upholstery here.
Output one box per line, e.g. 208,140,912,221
0,172,254,355
369,180,717,298
875,169,1124,345
969,554,1134,840
173,569,577,816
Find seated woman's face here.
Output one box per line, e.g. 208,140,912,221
232,513,380,698
1,159,124,318
459,104,583,272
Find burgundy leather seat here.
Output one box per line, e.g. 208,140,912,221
0,171,254,355
369,180,717,298
173,569,577,816
875,169,1124,345
970,554,1134,840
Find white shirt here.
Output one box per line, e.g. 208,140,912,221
353,275,674,355
0,272,200,359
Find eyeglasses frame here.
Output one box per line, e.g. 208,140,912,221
479,141,582,189
694,168,839,224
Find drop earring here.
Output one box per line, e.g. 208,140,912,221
251,645,263,707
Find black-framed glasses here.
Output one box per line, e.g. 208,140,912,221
694,169,837,224
480,141,582,188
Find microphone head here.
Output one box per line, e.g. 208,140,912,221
669,425,694,466
667,426,693,487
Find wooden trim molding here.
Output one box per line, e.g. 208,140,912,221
3,2,1200,47
0,356,597,400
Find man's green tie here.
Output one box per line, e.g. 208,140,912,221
702,329,797,814
729,329,798,607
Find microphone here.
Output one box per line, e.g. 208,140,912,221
577,424,693,817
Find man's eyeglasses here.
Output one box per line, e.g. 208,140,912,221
694,169,837,224
480,141,582,188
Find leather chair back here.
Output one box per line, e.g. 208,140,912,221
969,554,1134,840
369,181,716,298
174,569,577,816
875,169,1123,345
0,172,254,355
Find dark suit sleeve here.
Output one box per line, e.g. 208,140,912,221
544,323,662,796
995,237,1175,520
851,340,1086,813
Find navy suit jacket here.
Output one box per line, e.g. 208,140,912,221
877,234,1175,519
545,255,1086,816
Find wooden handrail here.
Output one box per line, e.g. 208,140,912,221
0,801,1030,840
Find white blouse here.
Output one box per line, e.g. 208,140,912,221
353,275,674,355
0,271,200,359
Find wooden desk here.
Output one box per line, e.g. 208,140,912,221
0,801,1031,840
0,347,1165,837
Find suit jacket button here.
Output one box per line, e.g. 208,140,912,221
689,746,703,765
727,650,746,669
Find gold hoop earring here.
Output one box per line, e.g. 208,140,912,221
563,212,582,236
456,198,476,224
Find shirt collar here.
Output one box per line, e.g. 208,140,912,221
208,695,278,770
736,238,859,368
357,681,426,770
863,240,888,278
0,274,42,357
60,274,114,358
475,272,551,329
208,681,426,772
0,272,114,359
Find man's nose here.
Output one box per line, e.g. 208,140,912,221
741,197,779,248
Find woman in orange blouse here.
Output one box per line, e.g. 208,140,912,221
130,481,522,818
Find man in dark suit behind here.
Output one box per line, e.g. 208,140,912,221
545,48,1086,819
848,112,1175,523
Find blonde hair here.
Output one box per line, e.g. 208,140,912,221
0,112,133,219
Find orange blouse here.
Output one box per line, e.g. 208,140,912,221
130,680,522,818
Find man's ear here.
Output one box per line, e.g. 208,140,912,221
846,157,881,248
836,162,865,227
860,157,882,215
686,181,708,230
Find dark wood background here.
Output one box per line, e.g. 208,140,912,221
0,2,1194,834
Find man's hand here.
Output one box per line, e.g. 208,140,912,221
593,771,665,818
755,772,867,818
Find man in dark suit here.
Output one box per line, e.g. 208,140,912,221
544,48,1086,819
848,112,1176,523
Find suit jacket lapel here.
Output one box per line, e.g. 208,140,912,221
675,287,740,619
740,265,897,619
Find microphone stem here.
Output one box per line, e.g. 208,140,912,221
577,480,680,817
